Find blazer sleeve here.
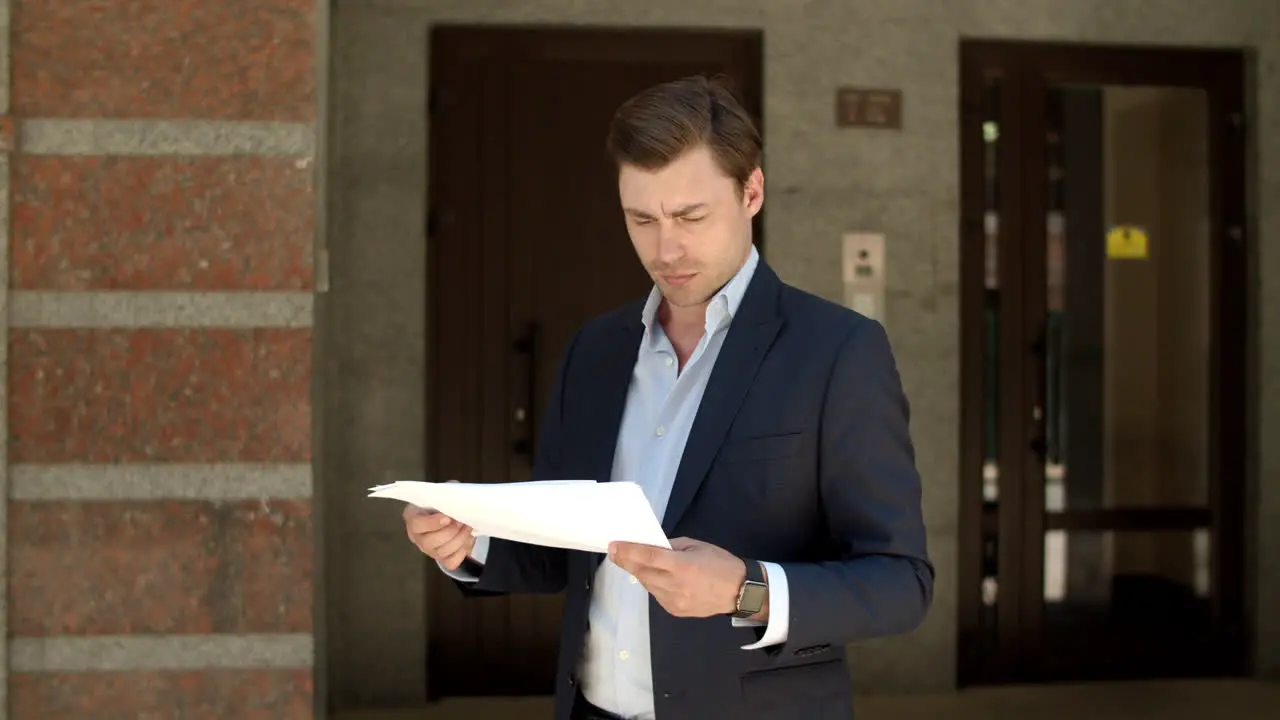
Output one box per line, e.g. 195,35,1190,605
771,318,935,656
453,328,582,597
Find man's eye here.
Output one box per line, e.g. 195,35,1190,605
633,218,654,226
682,216,706,223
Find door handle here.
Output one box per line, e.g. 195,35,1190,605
512,322,539,463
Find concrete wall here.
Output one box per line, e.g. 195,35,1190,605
324,0,1280,709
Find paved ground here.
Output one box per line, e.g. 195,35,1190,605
335,679,1279,719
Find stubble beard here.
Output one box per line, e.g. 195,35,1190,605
659,269,734,310
660,284,710,309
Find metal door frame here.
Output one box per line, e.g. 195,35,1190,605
958,39,1249,686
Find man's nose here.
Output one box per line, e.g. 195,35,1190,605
655,222,685,263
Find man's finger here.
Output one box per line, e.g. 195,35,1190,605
610,541,671,571
608,551,637,575
403,502,443,519
428,526,472,558
405,510,454,534
419,523,467,551
406,522,461,554
607,546,645,575
439,546,469,571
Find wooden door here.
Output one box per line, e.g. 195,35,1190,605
958,40,1248,685
426,25,762,698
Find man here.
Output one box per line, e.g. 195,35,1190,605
404,75,933,720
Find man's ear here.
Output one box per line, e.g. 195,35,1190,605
743,167,765,217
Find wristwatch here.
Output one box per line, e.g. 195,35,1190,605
732,559,769,619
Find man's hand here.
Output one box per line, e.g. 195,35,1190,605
609,537,760,620
404,503,476,571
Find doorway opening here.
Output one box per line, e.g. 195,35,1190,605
957,40,1249,686
425,24,763,698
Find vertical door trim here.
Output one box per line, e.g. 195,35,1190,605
1015,64,1049,669
956,42,989,686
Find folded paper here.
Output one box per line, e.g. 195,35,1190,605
368,479,671,553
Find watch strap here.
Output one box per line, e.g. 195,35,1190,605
732,559,768,619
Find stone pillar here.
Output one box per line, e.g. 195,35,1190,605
1,1,321,716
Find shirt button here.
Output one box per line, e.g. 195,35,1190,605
655,425,666,437
619,650,630,661
630,576,638,584
665,356,674,367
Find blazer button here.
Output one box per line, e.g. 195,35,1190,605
584,578,591,590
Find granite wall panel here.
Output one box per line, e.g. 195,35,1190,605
9,0,316,121
11,156,314,291
8,499,312,636
8,668,313,719
8,328,311,463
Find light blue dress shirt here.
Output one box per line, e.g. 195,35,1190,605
442,245,790,719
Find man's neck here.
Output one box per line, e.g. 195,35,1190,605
658,301,708,370
655,242,754,356
658,301,707,333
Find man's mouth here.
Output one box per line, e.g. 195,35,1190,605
661,273,696,287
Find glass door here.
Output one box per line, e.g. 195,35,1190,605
959,41,1248,685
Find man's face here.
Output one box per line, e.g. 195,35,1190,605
618,145,764,309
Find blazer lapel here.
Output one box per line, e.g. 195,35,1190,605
660,265,784,536
583,306,643,573
584,307,644,486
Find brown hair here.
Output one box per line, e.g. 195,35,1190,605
605,74,761,190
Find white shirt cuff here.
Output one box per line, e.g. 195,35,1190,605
436,534,490,583
731,561,790,649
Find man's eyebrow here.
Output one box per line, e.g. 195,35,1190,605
622,203,708,219
623,207,658,219
669,203,708,217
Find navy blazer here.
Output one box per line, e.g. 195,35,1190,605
460,260,934,720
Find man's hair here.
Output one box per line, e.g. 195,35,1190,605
605,75,762,189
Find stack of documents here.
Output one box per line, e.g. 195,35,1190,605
368,479,671,553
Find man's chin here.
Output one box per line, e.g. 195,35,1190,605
660,286,712,309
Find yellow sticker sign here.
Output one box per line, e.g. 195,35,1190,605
1106,225,1149,260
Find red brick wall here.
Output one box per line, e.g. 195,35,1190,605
5,1,319,717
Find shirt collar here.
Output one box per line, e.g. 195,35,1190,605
640,243,760,339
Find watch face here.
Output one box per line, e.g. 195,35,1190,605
740,582,768,614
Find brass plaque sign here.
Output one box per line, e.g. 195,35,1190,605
836,88,903,129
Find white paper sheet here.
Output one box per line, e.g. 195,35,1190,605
368,479,671,553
